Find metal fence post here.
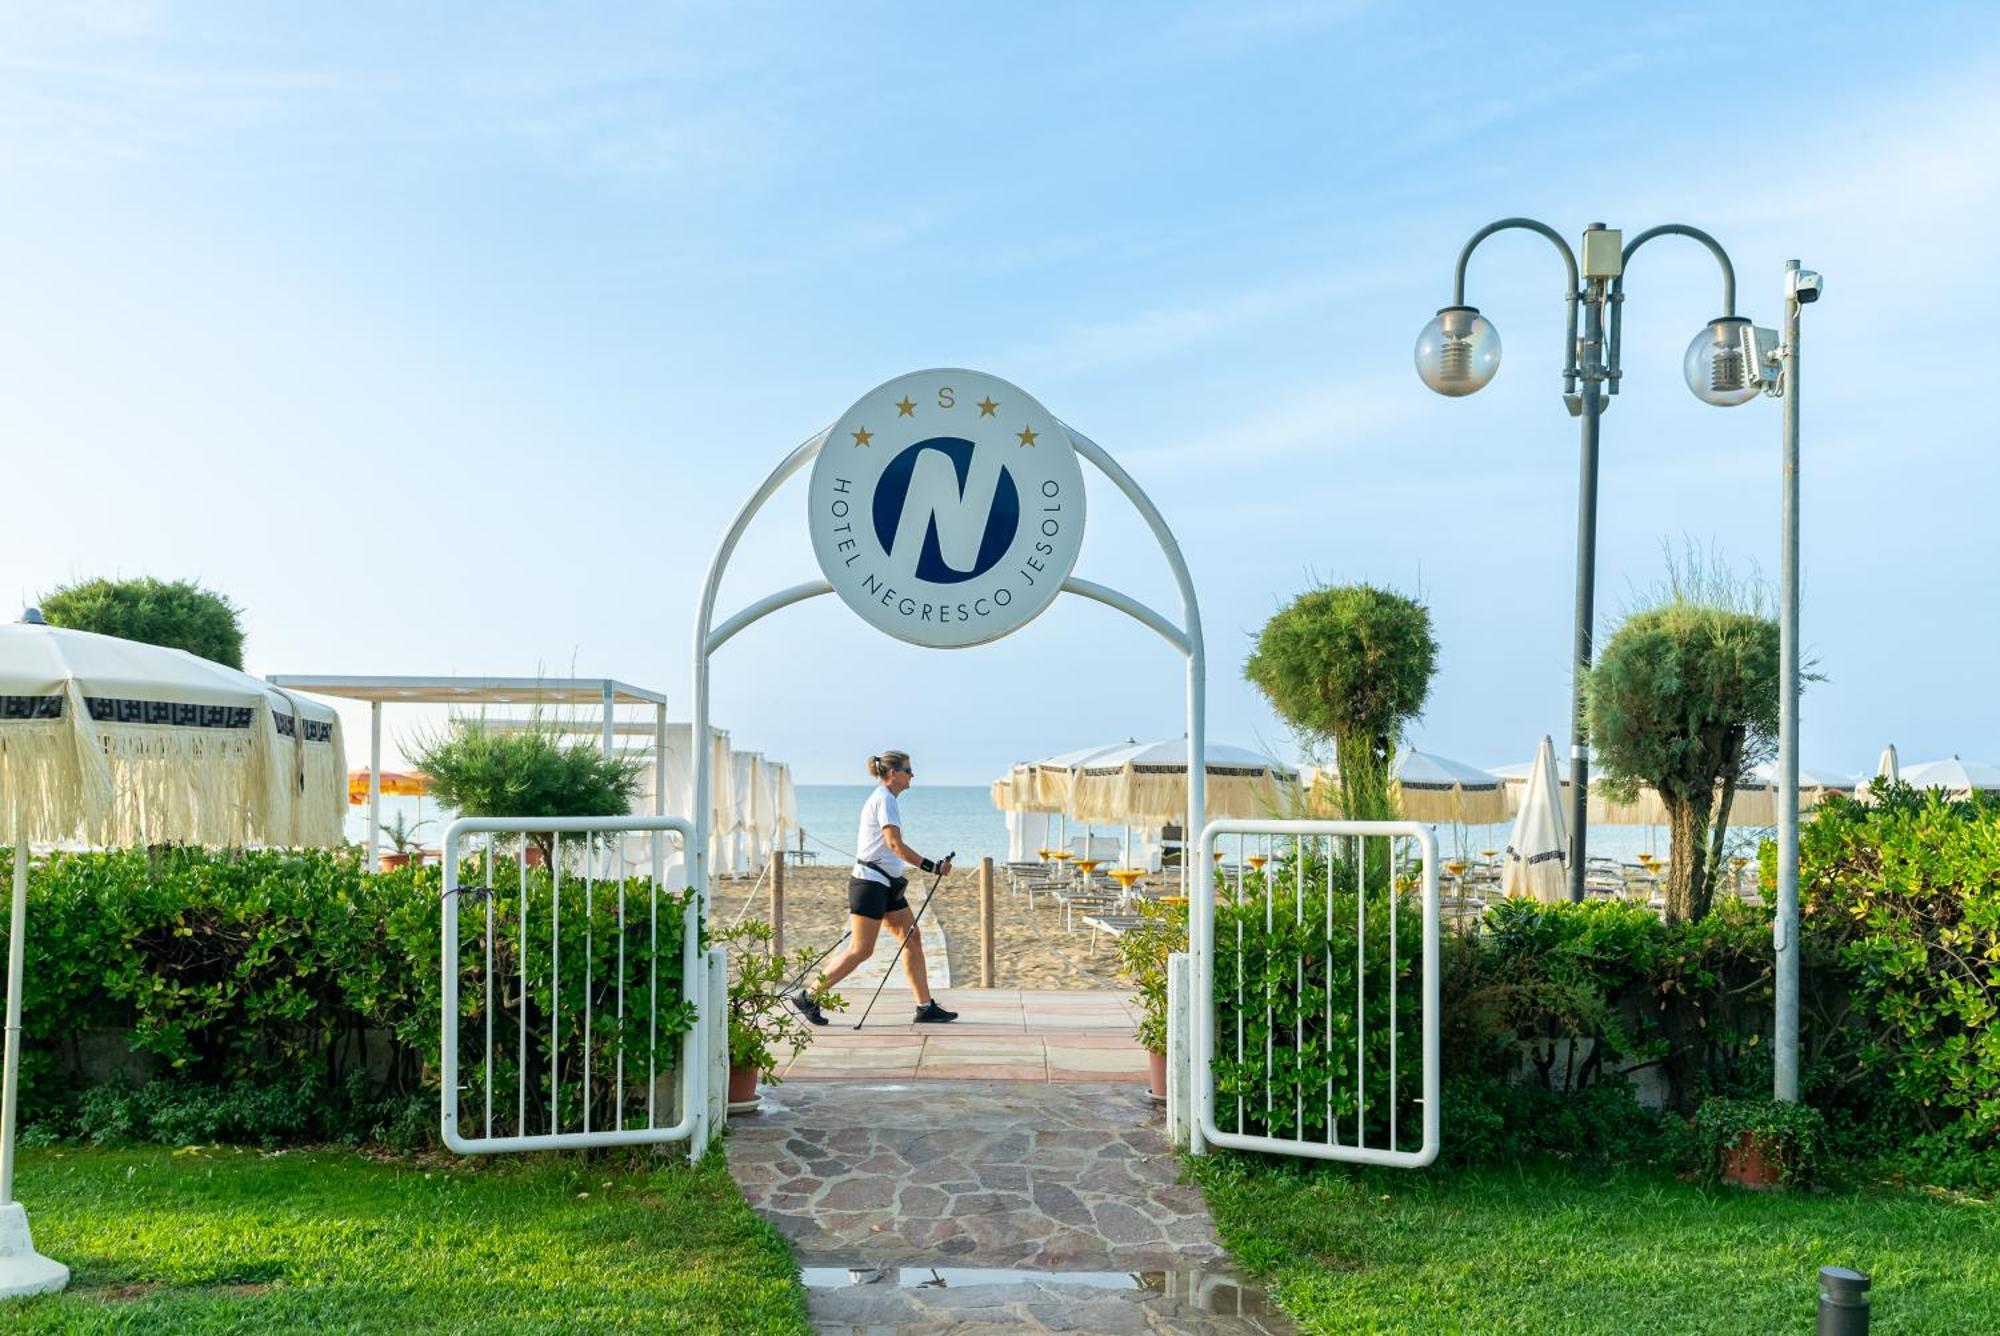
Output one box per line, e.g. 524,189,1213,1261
769,851,785,958
979,858,996,987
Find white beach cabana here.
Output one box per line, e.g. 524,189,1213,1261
1,614,348,1295
1502,736,1568,903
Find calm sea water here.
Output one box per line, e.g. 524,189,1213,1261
349,784,1761,869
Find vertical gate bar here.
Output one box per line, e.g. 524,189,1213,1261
617,834,627,1130
518,842,527,1136
1356,833,1366,1146
648,834,659,1128
1234,833,1245,1135
1294,833,1303,1137
1263,837,1273,1127
1389,836,1399,1154
1325,833,1335,1146
551,831,562,1135
484,834,494,1140
584,834,594,1137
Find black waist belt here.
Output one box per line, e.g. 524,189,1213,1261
858,860,909,890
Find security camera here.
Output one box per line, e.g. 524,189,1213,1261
1788,269,1823,304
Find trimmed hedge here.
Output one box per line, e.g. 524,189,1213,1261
3,846,695,1148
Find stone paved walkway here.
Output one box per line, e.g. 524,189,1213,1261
728,1081,1291,1333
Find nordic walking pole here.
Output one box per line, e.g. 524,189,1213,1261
782,929,853,996
853,853,954,1030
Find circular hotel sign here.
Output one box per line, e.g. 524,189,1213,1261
808,369,1086,649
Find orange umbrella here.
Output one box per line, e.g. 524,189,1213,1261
347,769,430,805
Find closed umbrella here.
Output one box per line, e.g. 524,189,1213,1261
1854,744,1901,804
0,612,347,1296
1502,736,1568,903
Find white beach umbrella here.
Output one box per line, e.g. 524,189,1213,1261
0,613,348,1296
1064,736,1298,825
1310,748,1509,824
1898,755,2000,799
1028,740,1136,812
1502,736,1568,903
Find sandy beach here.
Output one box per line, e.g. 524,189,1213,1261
708,862,1128,991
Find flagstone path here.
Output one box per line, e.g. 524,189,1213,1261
728,1081,1290,1334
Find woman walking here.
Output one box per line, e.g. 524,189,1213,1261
789,750,958,1024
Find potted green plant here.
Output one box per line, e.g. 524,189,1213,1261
721,919,845,1105
377,812,430,871
1116,898,1188,1100
1690,1097,1829,1189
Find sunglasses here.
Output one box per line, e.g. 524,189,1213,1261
892,766,914,776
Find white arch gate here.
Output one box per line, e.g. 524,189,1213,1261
687,369,1206,1157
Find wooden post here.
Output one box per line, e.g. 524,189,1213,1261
769,850,785,958
979,857,996,987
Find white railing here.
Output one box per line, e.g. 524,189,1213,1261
1194,819,1440,1167
440,815,703,1154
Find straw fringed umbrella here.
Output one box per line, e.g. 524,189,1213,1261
0,614,346,1296
1064,737,1297,825
1502,736,1568,903
1308,748,1509,824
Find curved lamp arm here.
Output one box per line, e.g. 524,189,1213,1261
1453,217,1582,395
1608,223,1738,394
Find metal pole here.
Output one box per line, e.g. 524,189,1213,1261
1,805,27,1204
601,683,615,760
1776,259,1805,1102
368,700,383,873
1567,284,1605,903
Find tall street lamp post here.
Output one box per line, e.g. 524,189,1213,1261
1416,218,1820,1100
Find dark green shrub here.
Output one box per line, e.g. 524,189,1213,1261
1116,898,1187,1054
1687,1096,1830,1186
40,576,246,668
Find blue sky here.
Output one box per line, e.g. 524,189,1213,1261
4,2,1994,784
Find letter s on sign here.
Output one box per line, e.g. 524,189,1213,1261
937,386,955,409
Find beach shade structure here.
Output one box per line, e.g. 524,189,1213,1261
1897,755,2000,799
1502,736,1568,902
1855,744,1901,802
1028,741,1138,813
1308,748,1510,824
346,768,428,805
0,612,347,1297
1063,736,1298,825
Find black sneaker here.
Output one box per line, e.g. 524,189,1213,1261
789,991,829,1026
913,999,958,1024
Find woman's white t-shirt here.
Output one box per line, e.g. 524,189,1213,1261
854,786,907,885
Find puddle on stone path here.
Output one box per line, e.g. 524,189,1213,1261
799,1262,1284,1320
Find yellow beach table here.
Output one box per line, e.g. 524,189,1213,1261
0,614,348,1298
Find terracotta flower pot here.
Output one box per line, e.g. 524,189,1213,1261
728,1064,761,1103
523,844,547,869
379,852,412,872
1147,1050,1168,1099
1721,1131,1784,1189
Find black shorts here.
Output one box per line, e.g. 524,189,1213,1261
848,875,910,920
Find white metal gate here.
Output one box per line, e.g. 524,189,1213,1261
1193,819,1440,1167
440,815,710,1154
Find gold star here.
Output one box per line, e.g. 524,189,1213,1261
895,397,917,417
976,396,999,417
1016,426,1038,447
851,427,873,447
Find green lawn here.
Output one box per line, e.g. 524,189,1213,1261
1194,1156,1998,1335
8,1146,808,1334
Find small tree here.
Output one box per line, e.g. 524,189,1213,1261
1587,571,1781,924
1244,583,1438,820
40,576,245,668
412,723,640,864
